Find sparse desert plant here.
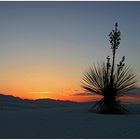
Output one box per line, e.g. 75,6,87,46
82,23,137,114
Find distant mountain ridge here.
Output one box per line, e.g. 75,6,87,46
0,93,76,102
0,94,23,102
0,88,140,110
0,94,79,110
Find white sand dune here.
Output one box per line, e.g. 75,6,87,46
0,94,140,138
0,103,140,138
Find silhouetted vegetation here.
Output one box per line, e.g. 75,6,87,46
82,23,137,114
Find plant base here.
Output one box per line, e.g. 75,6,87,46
89,99,128,114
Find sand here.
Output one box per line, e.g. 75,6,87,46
0,102,140,138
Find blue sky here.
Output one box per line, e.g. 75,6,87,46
0,1,140,100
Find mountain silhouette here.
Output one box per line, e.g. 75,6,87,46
0,94,78,110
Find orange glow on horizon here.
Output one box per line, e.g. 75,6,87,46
0,88,102,102
1,89,140,104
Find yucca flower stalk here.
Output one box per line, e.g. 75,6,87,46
82,23,137,114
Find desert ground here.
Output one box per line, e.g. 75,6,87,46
0,97,140,139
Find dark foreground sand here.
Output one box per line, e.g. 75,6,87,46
0,103,140,138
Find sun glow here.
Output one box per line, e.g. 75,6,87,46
0,2,139,104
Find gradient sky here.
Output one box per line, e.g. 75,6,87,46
0,1,140,102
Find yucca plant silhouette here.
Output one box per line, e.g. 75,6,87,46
82,23,137,114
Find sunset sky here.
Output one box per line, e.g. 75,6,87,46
0,1,140,102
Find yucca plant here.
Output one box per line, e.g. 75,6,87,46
82,23,137,114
